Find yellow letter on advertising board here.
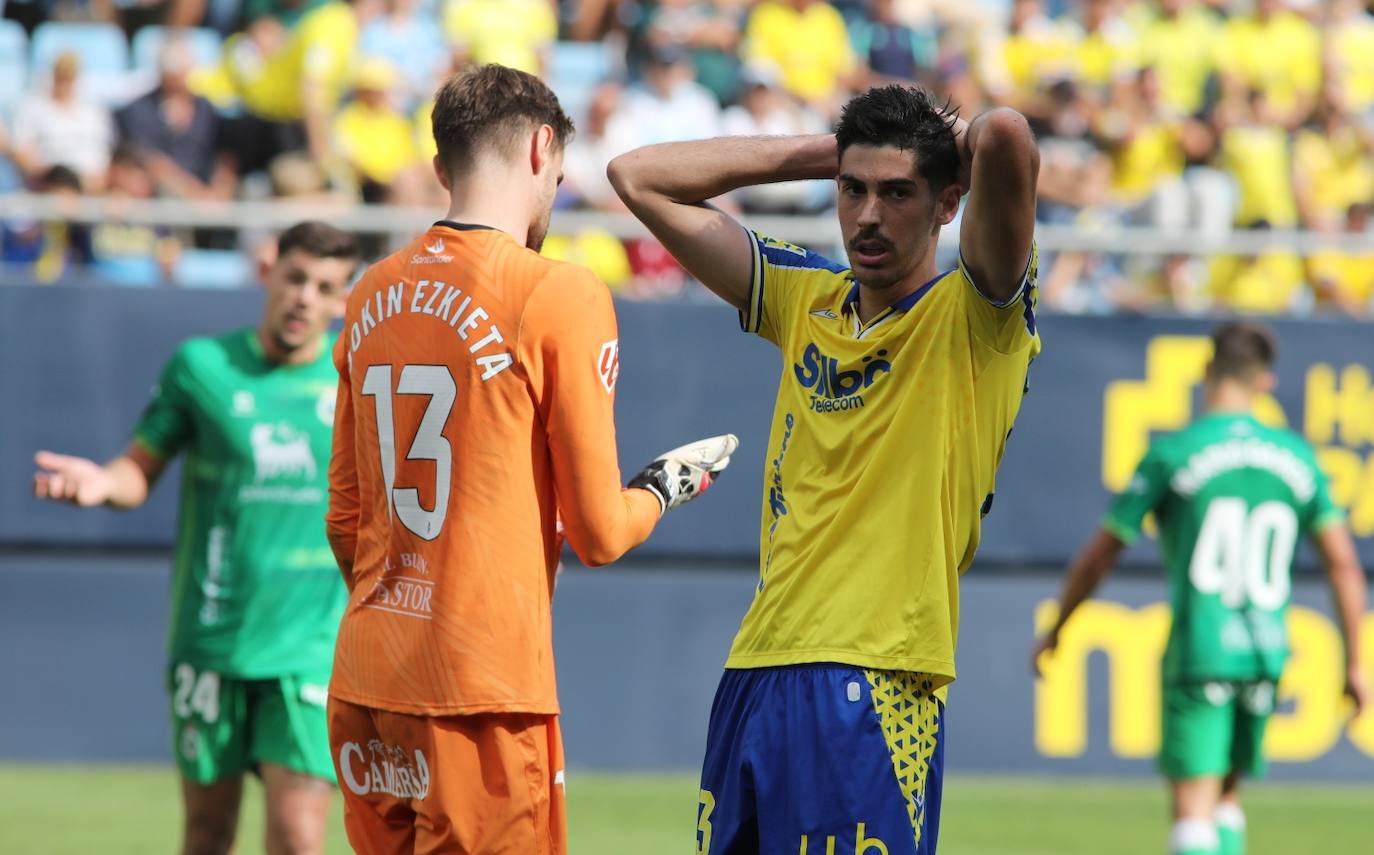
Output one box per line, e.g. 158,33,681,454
1304,363,1373,447
1266,606,1344,761
1034,600,1170,758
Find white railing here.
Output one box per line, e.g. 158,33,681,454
6,193,1374,256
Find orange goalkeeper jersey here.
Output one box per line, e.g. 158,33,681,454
326,221,661,716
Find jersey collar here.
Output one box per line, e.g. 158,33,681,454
842,269,953,337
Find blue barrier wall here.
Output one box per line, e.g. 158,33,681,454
3,286,1373,777
2,553,1370,779
4,286,1374,567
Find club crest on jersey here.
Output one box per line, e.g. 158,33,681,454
249,422,317,481
598,339,620,393
793,342,892,413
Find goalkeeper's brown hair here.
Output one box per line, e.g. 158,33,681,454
1207,321,1277,383
430,64,575,180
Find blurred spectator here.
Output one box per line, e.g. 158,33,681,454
1135,0,1220,120
1216,0,1321,128
1063,0,1137,98
1098,67,1222,232
562,82,627,212
1307,203,1374,316
11,52,115,191
1292,90,1374,232
443,0,556,75
722,66,831,213
332,59,419,203
988,0,1075,118
1323,0,1374,115
1217,89,1297,229
542,229,635,291
1,165,93,283
849,0,939,86
744,0,857,113
87,143,180,286
116,38,236,201
359,0,448,107
1208,224,1306,314
223,0,358,172
607,44,722,150
646,0,748,105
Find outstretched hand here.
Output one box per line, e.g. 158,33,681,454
1346,664,1370,718
33,451,112,507
1030,630,1059,679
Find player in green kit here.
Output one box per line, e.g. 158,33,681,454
1034,322,1369,855
31,222,361,855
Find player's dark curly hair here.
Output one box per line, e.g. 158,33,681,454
432,64,576,179
835,86,960,194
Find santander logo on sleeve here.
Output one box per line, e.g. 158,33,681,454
598,340,620,393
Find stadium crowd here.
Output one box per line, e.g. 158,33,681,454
2,0,1374,316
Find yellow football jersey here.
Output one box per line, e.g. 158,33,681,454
726,231,1042,691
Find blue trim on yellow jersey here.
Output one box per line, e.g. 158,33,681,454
739,227,765,334
958,249,1037,337
844,269,953,315
757,237,849,275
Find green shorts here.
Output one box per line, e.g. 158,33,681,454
168,661,335,785
1160,680,1276,780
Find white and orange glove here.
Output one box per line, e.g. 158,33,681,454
628,434,739,515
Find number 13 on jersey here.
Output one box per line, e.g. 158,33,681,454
361,364,457,541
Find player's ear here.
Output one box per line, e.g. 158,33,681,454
530,123,555,177
1256,370,1277,395
432,155,451,192
934,182,961,228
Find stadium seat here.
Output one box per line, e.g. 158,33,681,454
0,20,26,114
131,26,224,74
174,248,252,289
29,22,132,105
548,41,615,124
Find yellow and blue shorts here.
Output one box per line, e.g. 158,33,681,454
697,664,945,855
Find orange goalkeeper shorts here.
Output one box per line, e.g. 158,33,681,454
328,697,566,855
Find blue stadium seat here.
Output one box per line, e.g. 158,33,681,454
548,41,615,124
0,20,26,114
29,22,131,105
131,26,224,74
174,248,252,289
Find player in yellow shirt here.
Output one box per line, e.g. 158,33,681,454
609,86,1040,854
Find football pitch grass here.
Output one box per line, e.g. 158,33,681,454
2,765,1371,854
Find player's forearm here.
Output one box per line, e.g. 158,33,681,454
1051,530,1123,636
608,134,837,207
1327,558,1367,671
562,488,661,568
102,455,153,509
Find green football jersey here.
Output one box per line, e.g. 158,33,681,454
1104,412,1343,683
134,328,345,678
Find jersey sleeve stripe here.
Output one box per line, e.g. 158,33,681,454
957,242,1035,310
738,227,765,334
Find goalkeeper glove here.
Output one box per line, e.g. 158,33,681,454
628,434,739,515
